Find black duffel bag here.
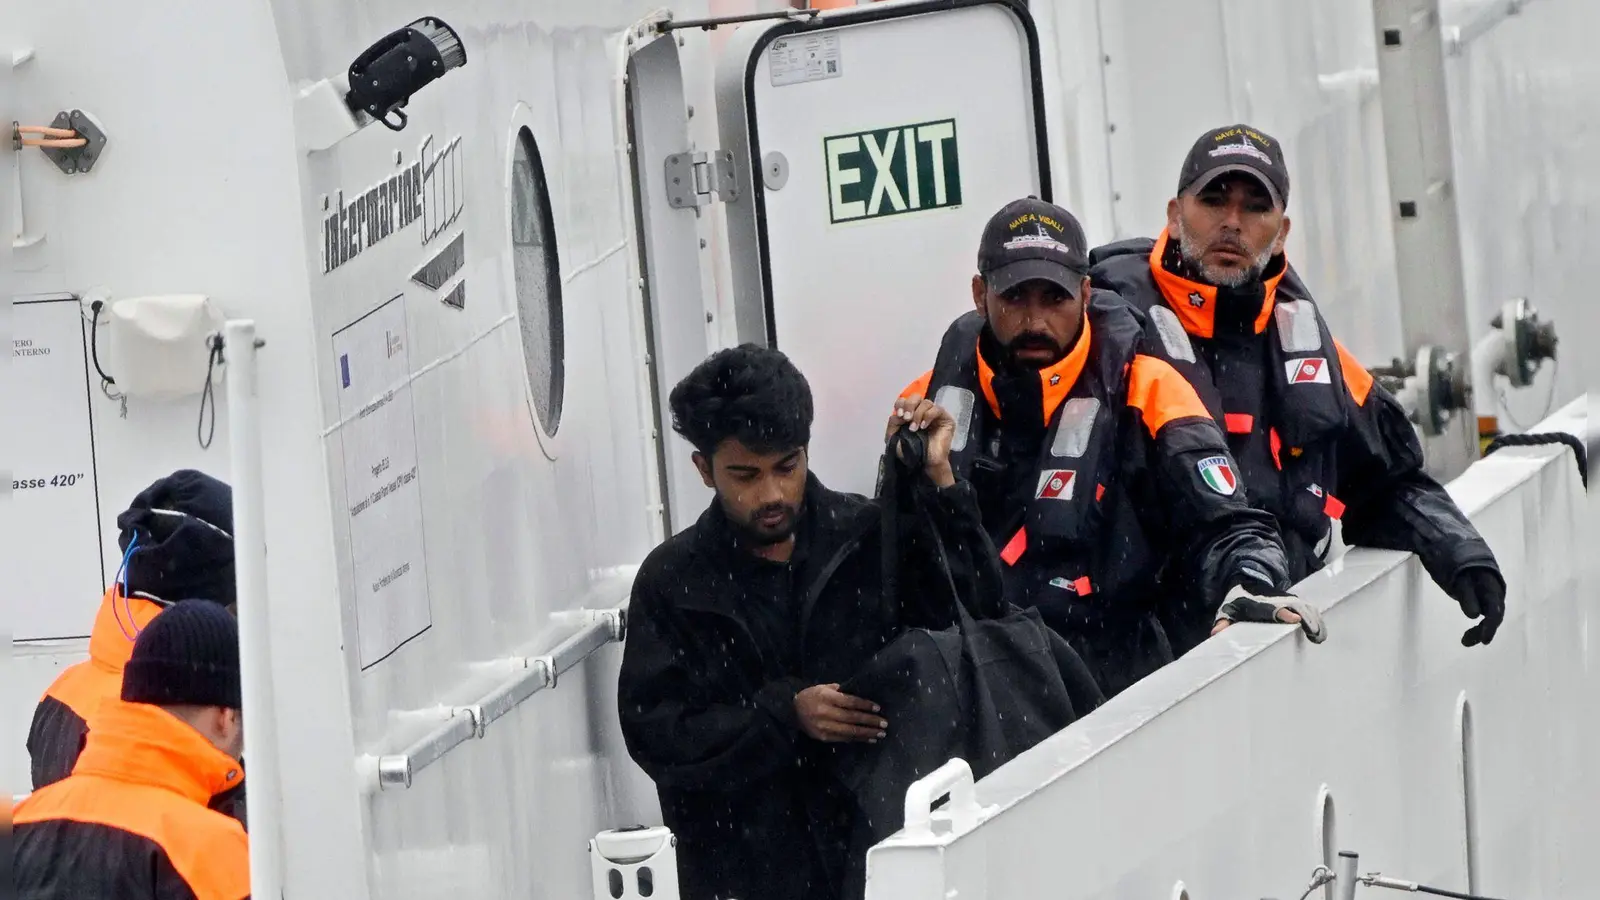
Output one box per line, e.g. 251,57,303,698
817,430,1101,895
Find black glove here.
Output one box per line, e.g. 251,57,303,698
1215,580,1327,644
1452,567,1505,647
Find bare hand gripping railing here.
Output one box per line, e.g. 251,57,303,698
371,606,627,790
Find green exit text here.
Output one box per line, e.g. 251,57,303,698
823,118,961,224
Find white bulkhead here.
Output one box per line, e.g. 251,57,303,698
4,0,1593,898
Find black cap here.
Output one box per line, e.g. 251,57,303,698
122,599,242,710
116,470,237,608
976,198,1091,297
1176,124,1290,208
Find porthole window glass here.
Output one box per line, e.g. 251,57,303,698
511,126,565,435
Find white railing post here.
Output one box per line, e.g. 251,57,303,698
224,319,285,899
864,759,989,900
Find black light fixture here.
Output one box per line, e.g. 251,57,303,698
345,17,467,131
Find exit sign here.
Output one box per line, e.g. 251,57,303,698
823,118,961,224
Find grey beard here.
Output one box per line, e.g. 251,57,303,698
1174,220,1275,288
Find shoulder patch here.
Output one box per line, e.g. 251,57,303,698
1036,469,1077,500
933,385,975,453
1148,305,1196,363
1196,455,1239,496
1049,397,1101,458
1285,357,1332,385
1274,299,1322,353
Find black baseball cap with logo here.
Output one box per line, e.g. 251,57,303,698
1176,124,1290,209
976,197,1091,297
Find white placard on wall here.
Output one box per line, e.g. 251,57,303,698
331,295,433,669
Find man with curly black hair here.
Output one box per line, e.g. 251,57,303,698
617,345,1059,900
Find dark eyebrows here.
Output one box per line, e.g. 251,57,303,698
724,450,801,475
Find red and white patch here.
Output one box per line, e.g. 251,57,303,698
1285,357,1331,385
1036,469,1077,501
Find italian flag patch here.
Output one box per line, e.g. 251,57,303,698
1197,455,1238,496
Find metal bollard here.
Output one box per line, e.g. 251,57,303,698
1335,851,1360,900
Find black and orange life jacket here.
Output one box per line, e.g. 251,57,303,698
1091,230,1377,579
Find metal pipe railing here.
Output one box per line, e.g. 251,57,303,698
372,607,626,790
223,319,287,900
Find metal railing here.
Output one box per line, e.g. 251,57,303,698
371,606,627,791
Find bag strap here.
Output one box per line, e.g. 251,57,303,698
799,530,865,643
880,429,979,634
799,430,922,639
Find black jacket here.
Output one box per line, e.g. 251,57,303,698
903,295,1291,697
1091,232,1503,652
617,472,1004,900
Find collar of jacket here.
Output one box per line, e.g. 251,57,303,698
684,472,873,612
974,312,1093,427
72,700,244,804
1148,228,1286,339
87,587,165,676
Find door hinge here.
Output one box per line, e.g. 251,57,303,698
665,150,739,208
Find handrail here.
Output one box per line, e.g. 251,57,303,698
372,606,627,790
1446,0,1540,55
225,320,287,900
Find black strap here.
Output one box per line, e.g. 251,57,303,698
801,429,969,638
880,429,976,633
1483,431,1587,489
878,430,911,615
798,530,864,645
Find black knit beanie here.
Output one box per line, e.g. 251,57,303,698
116,469,236,607
121,600,242,709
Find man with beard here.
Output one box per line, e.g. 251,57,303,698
898,197,1321,699
1089,124,1505,655
617,345,1010,900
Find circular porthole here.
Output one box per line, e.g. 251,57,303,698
510,125,565,438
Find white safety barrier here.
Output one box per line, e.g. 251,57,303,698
865,397,1591,900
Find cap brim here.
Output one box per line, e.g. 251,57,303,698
984,258,1085,297
1184,163,1284,208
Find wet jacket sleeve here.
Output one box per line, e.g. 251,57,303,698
1126,355,1292,603
1331,341,1501,587
616,563,807,792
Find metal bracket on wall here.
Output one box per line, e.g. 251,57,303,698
1490,297,1558,388
35,110,108,175
1371,344,1472,436
654,8,820,33
665,150,739,209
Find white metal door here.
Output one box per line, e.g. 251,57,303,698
624,22,719,536
716,0,1052,495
